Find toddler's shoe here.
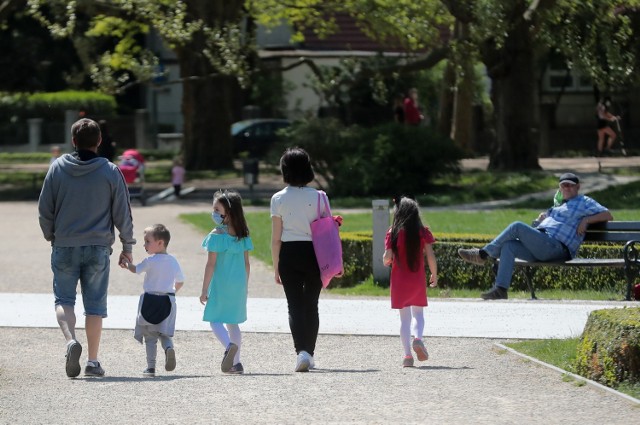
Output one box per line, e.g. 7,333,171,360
402,355,414,368
143,368,156,377
221,343,238,373
412,338,429,361
84,361,105,377
65,340,82,378
165,347,176,371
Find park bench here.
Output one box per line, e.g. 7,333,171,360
501,221,640,300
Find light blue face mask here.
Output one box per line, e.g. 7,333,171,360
212,212,225,225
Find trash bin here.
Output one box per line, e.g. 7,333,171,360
242,158,259,187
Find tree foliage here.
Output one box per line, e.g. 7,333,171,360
251,0,640,170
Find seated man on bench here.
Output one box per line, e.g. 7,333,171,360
458,173,613,300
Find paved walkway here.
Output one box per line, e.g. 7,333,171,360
1,157,639,424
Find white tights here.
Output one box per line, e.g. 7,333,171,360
399,306,425,356
210,322,242,364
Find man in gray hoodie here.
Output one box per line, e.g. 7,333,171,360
38,118,136,378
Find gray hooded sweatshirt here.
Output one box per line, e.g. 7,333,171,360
38,152,136,252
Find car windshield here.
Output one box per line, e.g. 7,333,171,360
231,121,251,136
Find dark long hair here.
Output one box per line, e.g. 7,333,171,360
390,197,424,272
213,190,249,239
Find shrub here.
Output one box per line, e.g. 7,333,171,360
28,91,116,120
574,308,640,387
274,118,463,197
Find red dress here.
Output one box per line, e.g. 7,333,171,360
385,227,435,309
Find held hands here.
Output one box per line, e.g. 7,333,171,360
118,251,133,270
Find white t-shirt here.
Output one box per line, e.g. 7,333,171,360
270,186,328,242
135,254,184,293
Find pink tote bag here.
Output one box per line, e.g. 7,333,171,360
311,191,344,288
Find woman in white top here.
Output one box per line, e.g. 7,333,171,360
271,148,328,372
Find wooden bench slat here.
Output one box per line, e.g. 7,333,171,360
514,258,625,267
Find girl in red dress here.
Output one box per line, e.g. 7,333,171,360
383,197,438,367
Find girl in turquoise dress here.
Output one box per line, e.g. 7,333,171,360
199,190,253,374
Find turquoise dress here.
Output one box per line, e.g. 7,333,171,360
201,227,253,324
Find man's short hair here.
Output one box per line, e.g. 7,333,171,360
144,224,171,247
71,118,101,150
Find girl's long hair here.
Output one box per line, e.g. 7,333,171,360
390,197,424,272
214,190,249,239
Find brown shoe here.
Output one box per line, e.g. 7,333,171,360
458,248,486,266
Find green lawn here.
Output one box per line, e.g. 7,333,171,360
180,208,639,301
504,339,640,400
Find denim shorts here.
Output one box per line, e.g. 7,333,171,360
51,246,111,318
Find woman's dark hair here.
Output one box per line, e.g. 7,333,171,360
213,190,249,239
390,197,424,272
280,147,315,186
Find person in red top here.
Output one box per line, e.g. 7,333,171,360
403,88,424,125
383,197,438,368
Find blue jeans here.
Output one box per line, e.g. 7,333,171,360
51,246,111,317
483,221,568,289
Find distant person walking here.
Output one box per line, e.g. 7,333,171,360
49,145,62,166
121,224,184,377
38,118,135,378
171,158,186,198
393,93,405,124
200,190,253,375
97,120,116,162
403,88,424,126
383,197,438,368
595,97,620,156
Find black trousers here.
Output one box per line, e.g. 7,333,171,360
278,241,323,356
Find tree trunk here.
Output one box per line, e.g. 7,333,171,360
179,0,243,170
451,22,474,151
437,62,455,137
483,11,540,170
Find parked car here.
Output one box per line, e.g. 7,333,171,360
231,118,291,157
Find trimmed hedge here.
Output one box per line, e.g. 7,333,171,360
574,308,640,387
0,91,116,121
338,233,629,294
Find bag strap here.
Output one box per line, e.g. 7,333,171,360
317,190,331,218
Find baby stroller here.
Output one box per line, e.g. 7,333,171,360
118,149,146,206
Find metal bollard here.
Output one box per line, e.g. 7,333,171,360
372,199,391,286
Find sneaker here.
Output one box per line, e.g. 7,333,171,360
65,341,82,378
84,361,105,377
412,339,429,361
309,355,316,370
481,286,508,300
225,363,244,375
142,368,156,377
458,248,486,266
165,347,176,371
221,343,238,373
295,351,311,372
402,355,414,368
